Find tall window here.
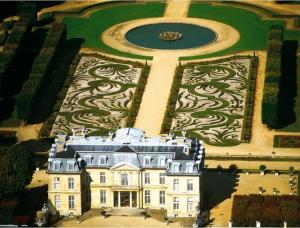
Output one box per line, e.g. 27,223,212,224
100,190,106,204
121,173,128,186
187,198,193,212
173,197,180,210
54,177,60,190
173,179,179,191
145,190,150,204
68,195,75,210
100,172,106,184
159,173,165,185
68,177,74,190
158,157,166,166
54,195,61,209
186,164,194,173
144,173,150,184
159,191,165,205
187,179,193,191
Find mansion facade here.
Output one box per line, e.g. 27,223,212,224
47,128,205,217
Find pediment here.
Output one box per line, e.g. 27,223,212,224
110,162,140,171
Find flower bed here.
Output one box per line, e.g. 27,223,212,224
273,135,300,148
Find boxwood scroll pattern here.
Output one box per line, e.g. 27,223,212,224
171,56,251,146
50,56,143,136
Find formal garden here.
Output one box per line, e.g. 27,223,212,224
161,56,257,147
50,54,149,136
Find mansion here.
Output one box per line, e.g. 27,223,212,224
47,128,205,217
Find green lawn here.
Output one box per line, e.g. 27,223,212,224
180,2,300,60
64,2,166,60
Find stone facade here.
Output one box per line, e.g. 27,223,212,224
47,128,205,218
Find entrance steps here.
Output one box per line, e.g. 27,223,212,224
109,208,142,216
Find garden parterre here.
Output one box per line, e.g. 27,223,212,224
171,56,252,146
50,55,143,136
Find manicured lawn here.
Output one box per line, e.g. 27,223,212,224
64,2,166,60
181,3,300,60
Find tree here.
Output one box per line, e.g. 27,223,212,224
259,164,266,175
289,166,294,176
0,144,34,199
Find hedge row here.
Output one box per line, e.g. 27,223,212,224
0,15,33,95
262,25,283,128
126,64,150,127
232,195,300,227
241,56,258,142
17,23,66,121
160,65,184,134
39,54,81,138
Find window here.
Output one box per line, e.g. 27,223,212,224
173,179,179,191
173,197,180,210
159,173,165,185
68,163,74,171
100,172,106,184
172,163,180,173
68,195,75,210
186,164,194,173
54,195,61,209
187,179,193,191
121,173,128,186
158,157,166,166
53,162,60,171
100,190,106,204
143,156,151,166
145,190,150,204
99,156,106,165
68,177,74,190
144,173,150,184
54,177,60,190
84,156,92,165
187,198,193,212
159,191,165,205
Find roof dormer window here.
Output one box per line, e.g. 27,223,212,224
53,161,61,171
186,163,194,173
99,156,107,165
171,163,180,173
143,156,151,166
67,162,75,171
84,155,92,165
158,156,166,167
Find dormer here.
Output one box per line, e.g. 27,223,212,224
53,161,61,171
158,156,166,167
171,162,180,173
186,163,194,173
67,161,75,171
99,155,107,165
143,156,151,166
83,155,93,165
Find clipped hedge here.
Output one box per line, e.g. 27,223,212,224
160,65,184,134
126,64,150,127
262,25,283,128
232,195,300,227
17,23,66,121
0,16,33,96
241,55,258,142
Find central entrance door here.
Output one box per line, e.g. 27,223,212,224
120,191,130,207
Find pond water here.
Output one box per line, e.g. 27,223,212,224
125,23,217,50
